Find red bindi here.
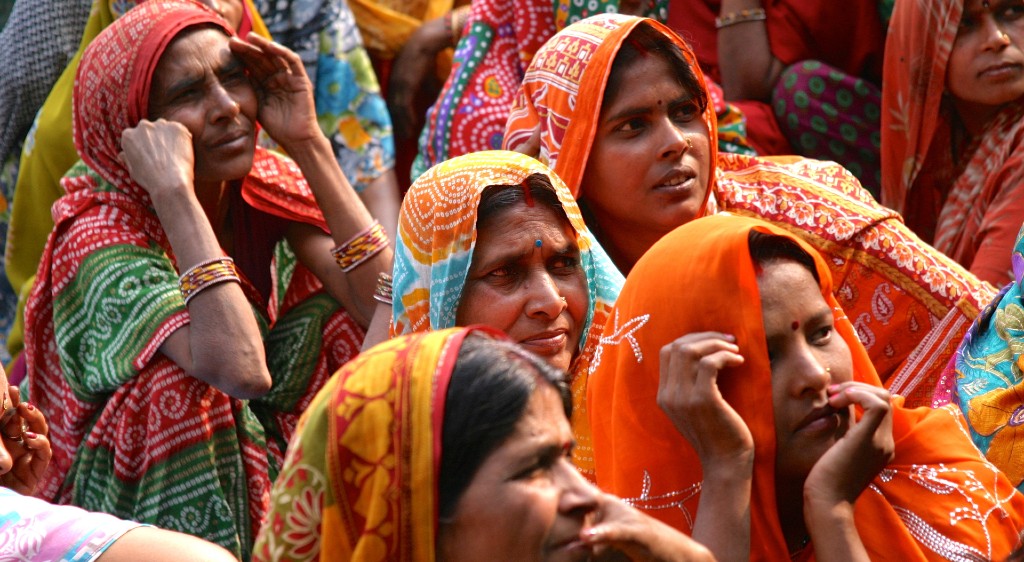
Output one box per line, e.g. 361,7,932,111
791,321,800,331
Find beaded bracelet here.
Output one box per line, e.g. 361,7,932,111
715,7,766,29
179,257,241,306
331,220,389,273
373,272,394,306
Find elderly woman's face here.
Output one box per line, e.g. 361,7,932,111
456,201,588,372
148,27,258,185
438,383,599,561
581,52,711,242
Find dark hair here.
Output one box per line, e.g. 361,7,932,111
747,230,820,283
477,173,566,229
603,23,709,117
438,334,571,520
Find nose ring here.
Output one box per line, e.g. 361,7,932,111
560,296,567,304
685,138,693,150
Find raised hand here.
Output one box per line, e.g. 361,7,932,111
229,34,320,148
585,493,715,561
0,386,51,495
658,332,754,470
804,381,894,506
120,119,195,200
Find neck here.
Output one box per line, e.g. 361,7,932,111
776,477,809,554
952,98,1005,137
195,180,229,225
588,213,667,275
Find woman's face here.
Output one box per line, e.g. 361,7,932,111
438,383,599,561
758,260,853,483
456,200,589,372
947,0,1024,118
581,52,711,242
148,27,258,185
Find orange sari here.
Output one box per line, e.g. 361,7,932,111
882,0,1024,285
504,14,996,405
588,213,1024,559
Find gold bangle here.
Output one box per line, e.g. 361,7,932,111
178,257,241,305
715,8,766,29
331,221,389,273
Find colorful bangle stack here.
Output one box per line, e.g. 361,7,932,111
715,7,766,29
179,257,241,306
374,272,394,306
331,220,389,273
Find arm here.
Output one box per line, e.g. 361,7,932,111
804,382,894,562
388,12,459,140
358,169,402,245
98,527,238,562
119,120,271,399
657,333,753,562
231,35,392,327
360,302,393,351
717,0,784,101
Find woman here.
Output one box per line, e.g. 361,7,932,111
384,149,621,478
503,13,995,405
588,214,1024,560
882,0,1024,285
940,224,1024,494
24,0,390,557
664,0,887,195
253,327,713,561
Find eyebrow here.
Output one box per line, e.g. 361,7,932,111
163,56,244,100
603,94,695,125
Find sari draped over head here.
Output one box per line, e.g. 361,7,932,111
23,1,363,557
882,0,1024,285
942,224,1024,493
253,327,482,562
411,0,669,179
4,0,269,360
391,150,622,478
504,13,996,405
588,213,1024,560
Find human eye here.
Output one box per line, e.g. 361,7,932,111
614,117,647,134
550,252,581,273
959,13,978,30
672,100,701,123
810,324,834,345
1000,1,1024,20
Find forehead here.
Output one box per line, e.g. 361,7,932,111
476,201,575,243
511,384,571,443
604,54,690,109
156,26,233,73
756,260,828,321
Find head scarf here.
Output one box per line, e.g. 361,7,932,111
392,149,622,477
255,327,485,561
588,213,1024,559
503,13,718,209
946,224,1024,492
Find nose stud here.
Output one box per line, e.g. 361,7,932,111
685,138,693,150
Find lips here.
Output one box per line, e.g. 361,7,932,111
795,403,845,434
979,62,1023,79
210,128,252,150
652,166,697,193
519,329,569,356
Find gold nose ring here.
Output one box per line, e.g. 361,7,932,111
685,138,693,149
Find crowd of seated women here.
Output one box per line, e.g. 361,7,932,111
2,0,1024,560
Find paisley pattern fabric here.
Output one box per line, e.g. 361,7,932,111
392,150,622,478
588,213,1024,560
502,14,997,405
23,3,362,558
945,225,1024,492
254,328,477,562
411,0,669,180
882,0,1024,285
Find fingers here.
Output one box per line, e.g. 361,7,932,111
18,402,47,438
510,125,542,158
230,35,303,81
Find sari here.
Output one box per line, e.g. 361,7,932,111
940,224,1024,493
0,487,146,560
4,0,269,362
253,328,477,562
391,150,622,478
588,213,1024,560
504,13,996,406
23,2,363,558
882,0,1024,285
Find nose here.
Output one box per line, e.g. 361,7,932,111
208,82,242,124
658,117,690,160
524,269,567,319
555,459,600,517
789,348,831,398
981,16,1012,51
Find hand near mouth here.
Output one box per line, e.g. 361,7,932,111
582,493,715,562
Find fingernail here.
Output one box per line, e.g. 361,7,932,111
827,384,839,392
25,403,34,411
24,432,37,439
725,333,736,341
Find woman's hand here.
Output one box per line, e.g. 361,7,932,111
658,333,753,471
0,386,51,495
804,382,894,507
229,34,321,149
120,119,195,200
388,16,449,140
584,493,715,561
